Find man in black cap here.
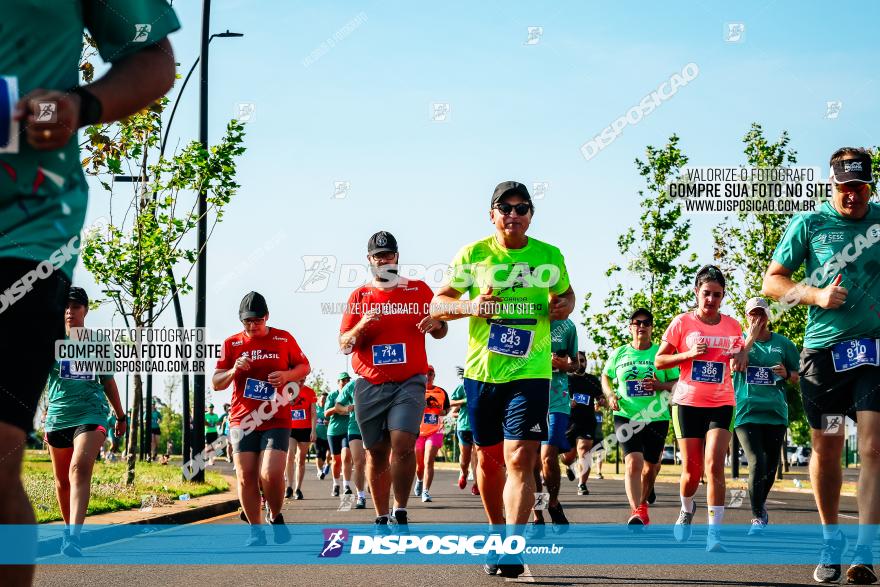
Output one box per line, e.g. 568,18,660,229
432,181,575,577
339,231,447,527
764,147,880,584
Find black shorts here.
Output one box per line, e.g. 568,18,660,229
566,405,596,444
0,259,69,433
671,404,733,439
614,416,669,464
314,436,330,458
800,347,880,429
328,433,349,456
151,428,161,436
46,424,106,449
290,428,311,443
463,378,549,446
205,431,218,444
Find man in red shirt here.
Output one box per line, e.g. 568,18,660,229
285,382,317,500
339,231,448,526
213,292,310,546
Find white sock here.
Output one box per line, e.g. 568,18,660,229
680,495,694,513
343,480,350,489
333,477,340,486
823,525,840,541
393,507,406,516
707,505,724,525
358,490,365,498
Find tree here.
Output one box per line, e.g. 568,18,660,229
581,135,699,364
306,370,331,395
78,43,246,484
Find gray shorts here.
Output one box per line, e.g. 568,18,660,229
230,427,290,454
354,374,426,449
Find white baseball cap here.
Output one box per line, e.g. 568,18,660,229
745,297,770,317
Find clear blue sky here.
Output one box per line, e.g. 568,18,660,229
77,0,880,410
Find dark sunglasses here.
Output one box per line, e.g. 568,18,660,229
494,202,532,216
631,319,653,327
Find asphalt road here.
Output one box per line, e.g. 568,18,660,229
35,464,861,587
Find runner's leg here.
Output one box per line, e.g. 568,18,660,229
390,429,417,511
424,439,441,492
736,424,766,517
704,428,729,507
285,439,296,490
68,430,105,534
624,452,644,512
366,438,392,516
503,439,540,525
810,428,843,525
642,461,660,504
259,448,287,519
541,444,561,507
577,438,593,485
235,451,262,524
415,440,426,483
295,441,309,492
678,437,704,503
476,443,506,524
349,438,366,494
855,411,880,546
48,443,74,524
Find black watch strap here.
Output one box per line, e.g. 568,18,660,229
70,86,103,127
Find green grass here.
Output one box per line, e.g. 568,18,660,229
24,450,229,523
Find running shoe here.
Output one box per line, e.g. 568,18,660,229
239,509,248,523
471,484,480,496
374,515,391,536
597,473,604,480
344,486,353,496
317,469,324,480
284,486,293,499
706,527,726,553
355,496,367,509
627,510,645,527
497,553,526,578
458,472,467,490
245,525,267,547
814,530,848,584
547,503,569,525
421,490,432,503
322,463,330,476
673,501,697,543
295,489,304,500
467,471,474,482
266,512,291,544
414,480,423,497
332,484,340,497
484,551,500,576
578,483,589,496
747,518,766,536
526,519,546,540
61,534,82,557
565,465,575,482
846,545,877,585
392,509,409,526
647,487,657,505
760,506,769,526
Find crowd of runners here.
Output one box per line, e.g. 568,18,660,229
1,3,879,584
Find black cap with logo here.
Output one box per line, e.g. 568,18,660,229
367,231,398,256
491,181,532,207
68,287,89,306
239,291,269,320
831,152,874,184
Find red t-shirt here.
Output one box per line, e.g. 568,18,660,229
290,384,317,429
339,279,434,384
215,327,310,431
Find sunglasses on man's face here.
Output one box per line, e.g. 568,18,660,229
631,319,653,327
494,202,531,216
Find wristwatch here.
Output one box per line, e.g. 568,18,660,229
69,86,103,126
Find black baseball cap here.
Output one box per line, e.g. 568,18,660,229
68,286,88,306
629,307,653,323
491,181,532,207
367,231,398,256
830,151,873,184
239,291,269,320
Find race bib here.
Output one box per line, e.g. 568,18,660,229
487,323,534,357
243,378,274,401
691,360,724,384
59,361,94,381
746,366,775,385
291,409,307,421
625,379,653,397
0,76,19,154
573,393,589,405
372,343,406,365
831,338,880,373
423,413,439,425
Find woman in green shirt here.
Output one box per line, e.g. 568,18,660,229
734,297,800,535
44,288,126,556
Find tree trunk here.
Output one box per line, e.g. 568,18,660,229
126,372,144,485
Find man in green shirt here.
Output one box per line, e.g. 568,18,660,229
323,373,352,497
432,181,575,578
204,404,220,466
602,308,678,527
336,377,367,509
0,3,178,582
450,368,478,495
764,147,880,584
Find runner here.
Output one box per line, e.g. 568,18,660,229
763,147,880,584
655,265,748,552
602,308,679,527
431,181,575,578
44,287,127,556
0,4,177,580
339,230,447,528
414,366,449,503
212,291,310,546
450,368,479,495
204,404,219,466
218,403,231,462
561,352,603,496
335,377,368,509
149,401,162,462
315,391,331,479
323,373,352,497
536,318,579,526
732,297,799,536
285,381,317,500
